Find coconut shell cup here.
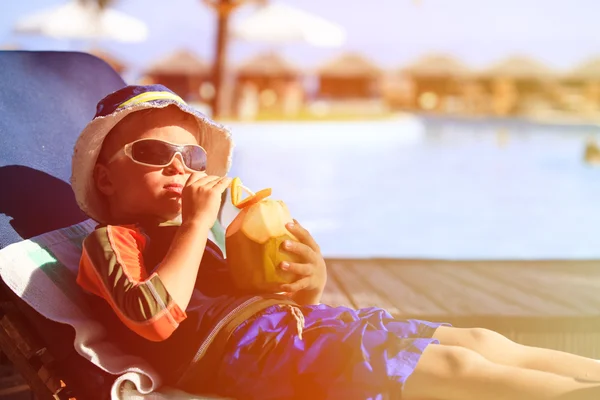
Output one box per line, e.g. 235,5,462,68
225,178,301,293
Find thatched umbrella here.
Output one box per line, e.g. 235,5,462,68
478,55,555,116
146,49,210,77
318,52,381,78
391,54,473,112
236,52,299,79
402,53,470,78
480,55,554,80
395,54,471,112
234,52,303,116
316,52,382,98
565,57,600,82
89,47,126,75
561,57,600,111
144,50,212,102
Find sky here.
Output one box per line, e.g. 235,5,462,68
2,0,600,80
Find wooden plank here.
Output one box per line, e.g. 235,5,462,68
0,370,30,398
424,263,538,315
320,267,355,309
433,264,576,316
347,261,447,316
344,261,403,314
0,384,30,397
0,302,69,400
475,263,600,315
379,262,512,316
340,259,600,317
511,265,600,308
328,261,401,314
378,260,454,314
539,270,600,308
0,317,54,400
0,311,40,360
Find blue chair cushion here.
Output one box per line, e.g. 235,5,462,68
0,50,126,248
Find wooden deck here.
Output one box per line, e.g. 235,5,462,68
320,258,600,358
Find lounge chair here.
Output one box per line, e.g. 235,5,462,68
0,50,229,400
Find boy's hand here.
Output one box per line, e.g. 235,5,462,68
278,220,327,305
182,172,231,227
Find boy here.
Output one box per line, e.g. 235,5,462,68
72,84,326,393
73,85,600,400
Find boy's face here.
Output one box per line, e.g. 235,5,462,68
95,106,202,223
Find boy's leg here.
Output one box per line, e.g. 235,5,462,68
432,326,600,381
403,344,600,400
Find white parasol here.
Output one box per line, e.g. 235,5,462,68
13,0,148,43
231,2,346,48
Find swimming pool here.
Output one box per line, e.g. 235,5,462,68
224,116,600,259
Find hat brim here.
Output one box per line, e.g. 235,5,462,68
70,100,233,223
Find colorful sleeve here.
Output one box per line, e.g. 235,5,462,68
77,225,187,342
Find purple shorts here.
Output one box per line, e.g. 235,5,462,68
219,303,449,399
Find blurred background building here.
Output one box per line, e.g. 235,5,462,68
7,0,600,124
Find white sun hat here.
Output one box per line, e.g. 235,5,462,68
70,84,233,223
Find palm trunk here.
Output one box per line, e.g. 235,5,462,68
211,1,231,119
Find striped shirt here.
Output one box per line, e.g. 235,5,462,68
78,223,188,341
76,221,266,385
77,221,238,342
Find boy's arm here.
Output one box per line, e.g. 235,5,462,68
78,226,188,342
155,219,212,311
156,173,232,312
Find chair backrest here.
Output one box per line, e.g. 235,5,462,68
0,50,126,249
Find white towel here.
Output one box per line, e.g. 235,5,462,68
0,219,227,400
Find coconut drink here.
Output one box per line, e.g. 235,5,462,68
225,178,300,292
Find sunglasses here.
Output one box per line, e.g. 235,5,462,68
108,138,207,172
